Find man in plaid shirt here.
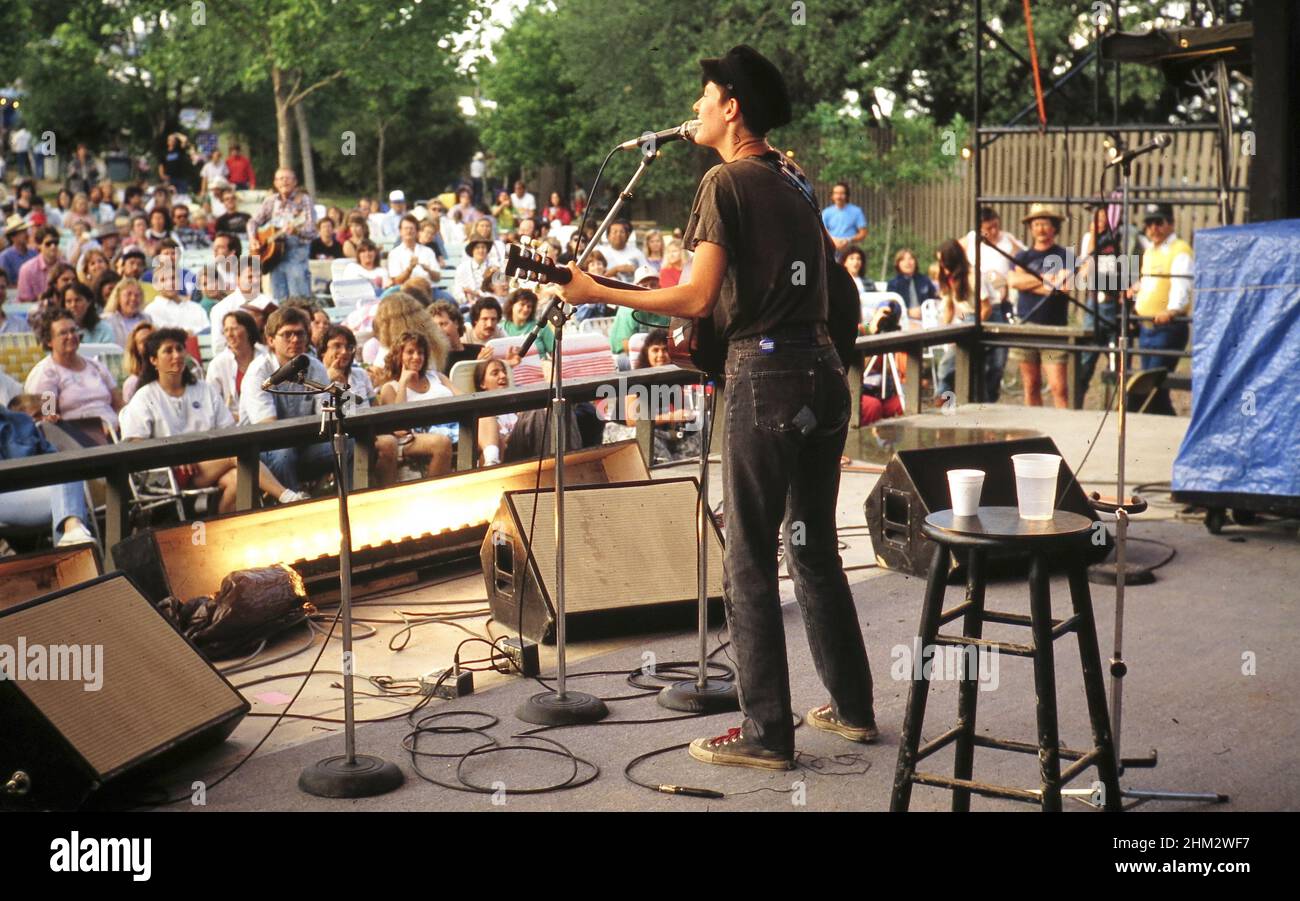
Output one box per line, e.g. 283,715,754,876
247,167,316,300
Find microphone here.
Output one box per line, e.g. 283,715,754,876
1104,132,1172,168
616,120,701,152
262,353,310,390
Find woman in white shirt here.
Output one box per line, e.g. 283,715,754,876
342,239,389,294
206,309,267,418
474,357,517,466
454,237,494,306
121,327,303,510
375,330,460,478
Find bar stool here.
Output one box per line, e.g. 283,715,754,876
890,507,1122,812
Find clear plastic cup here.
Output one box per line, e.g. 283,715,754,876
1012,453,1062,521
947,469,985,517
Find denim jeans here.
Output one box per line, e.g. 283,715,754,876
1135,320,1189,415
262,440,353,492
270,239,312,301
0,482,92,543
1078,297,1119,392
722,334,875,754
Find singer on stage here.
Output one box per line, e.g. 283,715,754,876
563,45,876,770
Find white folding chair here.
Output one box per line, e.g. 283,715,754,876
330,278,377,317
576,316,616,336
330,258,353,281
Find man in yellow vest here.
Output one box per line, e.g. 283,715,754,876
1131,202,1192,414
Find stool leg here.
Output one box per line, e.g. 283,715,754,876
951,548,987,812
1028,552,1064,812
1066,560,1123,811
890,544,950,812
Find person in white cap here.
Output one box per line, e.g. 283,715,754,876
377,189,409,241
607,265,667,370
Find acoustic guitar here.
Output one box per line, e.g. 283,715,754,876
255,213,307,274
503,243,722,374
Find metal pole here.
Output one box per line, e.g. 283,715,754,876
552,326,568,700
695,383,711,691
336,414,356,764
974,0,983,403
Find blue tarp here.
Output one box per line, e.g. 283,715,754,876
1171,219,1300,499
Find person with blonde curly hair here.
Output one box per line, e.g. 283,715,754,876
364,290,448,374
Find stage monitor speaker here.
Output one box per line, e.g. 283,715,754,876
864,437,1109,579
0,544,102,613
0,573,249,810
483,478,724,643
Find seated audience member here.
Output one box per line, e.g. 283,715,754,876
143,240,207,334
886,248,939,318
642,229,665,274
144,207,180,254
63,281,116,345
121,321,156,403
491,191,517,233
25,262,78,337
573,251,612,321
860,301,907,425
310,215,344,259
18,226,65,303
418,218,448,269
542,191,572,226
206,309,266,417
609,266,668,370
375,331,460,478
474,357,517,465
77,248,111,289
317,324,398,484
659,241,685,288
91,269,121,312
120,327,301,510
500,287,553,356
116,247,148,283
465,296,505,346
467,217,505,266
480,266,509,303
24,309,122,436
172,203,210,249
841,245,871,302
402,276,434,308
362,291,447,372
0,406,97,547
238,306,341,496
627,328,701,464
454,237,494,306
389,214,443,287
342,239,388,294
214,187,249,234
103,278,149,349
431,301,491,372
1,215,37,286
341,213,369,258
598,220,646,283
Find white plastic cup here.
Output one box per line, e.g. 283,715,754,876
947,469,986,517
1012,453,1062,521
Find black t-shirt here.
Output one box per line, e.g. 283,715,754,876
1013,244,1070,325
443,345,484,375
310,237,344,259
682,151,827,342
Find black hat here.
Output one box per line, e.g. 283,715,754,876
1142,202,1174,223
699,45,792,135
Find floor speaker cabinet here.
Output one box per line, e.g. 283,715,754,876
483,478,725,644
0,544,102,613
865,437,1110,580
0,573,249,810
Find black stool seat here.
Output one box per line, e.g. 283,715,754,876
891,506,1121,812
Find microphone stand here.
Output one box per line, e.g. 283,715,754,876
293,377,404,797
517,141,667,725
659,382,738,712
1062,147,1226,809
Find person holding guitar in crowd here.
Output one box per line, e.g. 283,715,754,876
246,167,315,301
560,46,876,771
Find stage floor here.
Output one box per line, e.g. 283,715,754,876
144,405,1300,812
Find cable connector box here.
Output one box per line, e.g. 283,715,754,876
420,668,474,699
501,638,539,677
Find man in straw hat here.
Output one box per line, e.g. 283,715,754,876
562,45,877,770
1006,201,1074,407
0,214,36,284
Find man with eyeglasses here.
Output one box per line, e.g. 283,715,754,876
17,226,64,302
238,306,343,498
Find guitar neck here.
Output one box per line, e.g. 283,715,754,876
505,244,648,294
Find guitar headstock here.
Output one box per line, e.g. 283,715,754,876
505,240,570,288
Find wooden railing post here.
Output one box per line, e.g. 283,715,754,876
236,449,259,510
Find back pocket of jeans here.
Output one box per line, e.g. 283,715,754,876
749,368,816,433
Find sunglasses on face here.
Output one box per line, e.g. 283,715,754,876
1145,218,1167,226
42,240,58,247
